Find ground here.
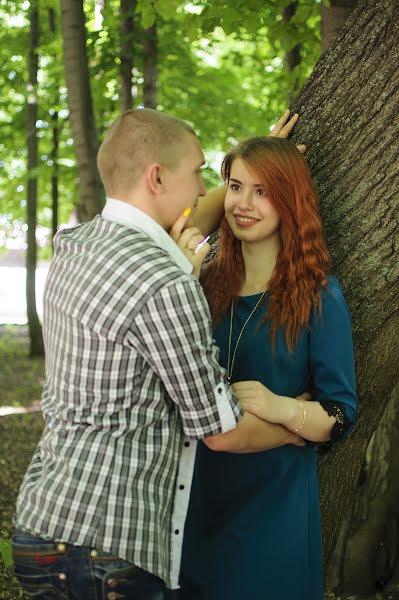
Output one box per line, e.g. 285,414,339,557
0,326,396,599
0,325,44,598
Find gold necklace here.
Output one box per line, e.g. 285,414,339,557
226,290,268,383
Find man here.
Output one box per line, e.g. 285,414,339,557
12,108,301,599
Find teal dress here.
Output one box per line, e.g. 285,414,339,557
180,277,357,600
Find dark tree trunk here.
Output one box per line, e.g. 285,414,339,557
120,0,137,112
49,8,59,247
282,2,301,104
288,0,399,583
60,0,104,221
320,0,358,53
26,0,44,357
51,110,59,246
143,23,157,109
338,385,399,595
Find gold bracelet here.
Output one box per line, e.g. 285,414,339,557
292,401,306,432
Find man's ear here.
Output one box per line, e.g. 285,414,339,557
146,163,163,194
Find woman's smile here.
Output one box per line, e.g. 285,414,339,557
234,214,260,227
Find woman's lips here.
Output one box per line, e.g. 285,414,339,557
234,215,260,228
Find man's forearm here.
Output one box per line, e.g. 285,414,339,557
203,411,303,453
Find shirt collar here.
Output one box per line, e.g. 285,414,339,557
101,197,193,274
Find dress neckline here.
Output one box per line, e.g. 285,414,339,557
238,290,269,299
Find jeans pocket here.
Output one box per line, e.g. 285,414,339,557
91,551,165,599
12,532,69,599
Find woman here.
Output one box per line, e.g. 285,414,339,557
179,136,358,600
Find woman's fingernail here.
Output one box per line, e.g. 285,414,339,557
183,208,192,217
194,235,210,255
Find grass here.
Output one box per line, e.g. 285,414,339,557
0,325,45,409
0,325,44,598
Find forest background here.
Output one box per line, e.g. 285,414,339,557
0,0,398,598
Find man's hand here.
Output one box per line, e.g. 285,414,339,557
170,209,211,278
270,110,306,154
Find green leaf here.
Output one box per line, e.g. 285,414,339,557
0,539,13,568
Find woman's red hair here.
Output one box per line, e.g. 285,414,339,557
201,136,332,351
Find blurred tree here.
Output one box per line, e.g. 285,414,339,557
143,21,157,108
321,0,357,52
60,0,104,221
282,1,301,104
26,0,44,356
119,0,137,111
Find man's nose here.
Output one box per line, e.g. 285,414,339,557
199,178,207,197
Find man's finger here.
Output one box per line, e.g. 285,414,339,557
296,392,311,401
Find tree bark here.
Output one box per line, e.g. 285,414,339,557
51,110,59,246
320,0,358,53
26,0,44,357
282,2,301,104
143,22,157,109
60,0,104,221
288,0,399,574
339,385,399,595
49,8,59,247
120,0,137,112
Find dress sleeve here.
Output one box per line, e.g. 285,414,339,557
126,276,244,439
309,277,358,447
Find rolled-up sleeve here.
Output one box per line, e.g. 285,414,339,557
128,276,244,438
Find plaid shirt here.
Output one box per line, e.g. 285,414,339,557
15,198,243,588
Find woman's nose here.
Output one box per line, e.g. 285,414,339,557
237,191,254,210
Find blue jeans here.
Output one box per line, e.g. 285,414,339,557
11,529,168,599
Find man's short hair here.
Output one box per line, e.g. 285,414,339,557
97,108,196,196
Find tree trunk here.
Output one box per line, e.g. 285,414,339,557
26,0,44,357
338,385,399,595
143,22,157,109
51,110,59,246
282,2,301,104
320,0,358,53
60,0,104,221
49,8,59,247
120,0,137,112
288,0,399,576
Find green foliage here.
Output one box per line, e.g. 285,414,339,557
0,0,321,251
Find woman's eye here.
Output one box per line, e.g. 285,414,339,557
257,188,266,196
230,184,240,191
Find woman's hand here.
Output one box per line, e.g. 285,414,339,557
170,209,211,278
270,110,306,154
232,380,300,427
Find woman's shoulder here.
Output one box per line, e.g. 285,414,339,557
315,275,351,323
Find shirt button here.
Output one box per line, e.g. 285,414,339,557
174,530,180,535
90,549,98,558
184,441,190,447
108,578,118,588
179,485,185,490
58,573,67,581
56,543,66,553
107,593,119,600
